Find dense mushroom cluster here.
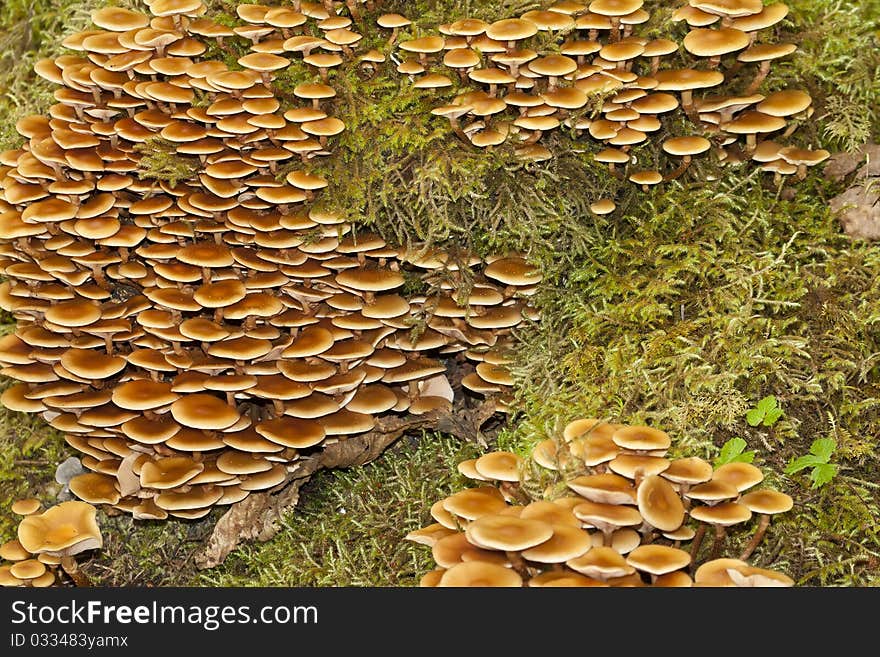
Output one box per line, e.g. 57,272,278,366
407,417,795,586
393,0,829,186
0,499,102,587
0,1,539,521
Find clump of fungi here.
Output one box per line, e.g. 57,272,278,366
0,499,102,587
394,0,829,188
0,1,539,522
407,418,795,586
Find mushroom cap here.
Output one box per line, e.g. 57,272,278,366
483,256,542,286
68,473,121,505
9,559,47,580
662,456,713,485
466,514,554,551
437,560,523,587
140,456,204,490
663,135,712,156
573,500,642,528
111,380,180,410
474,451,522,481
567,473,636,504
689,501,752,526
485,18,538,42
739,488,794,515
611,424,671,451
589,0,644,17
520,525,593,563
442,487,508,520
404,523,457,547
683,27,750,57
17,501,102,556
0,539,31,561
566,545,635,579
637,475,685,531
711,462,764,492
685,479,739,502
736,42,797,62
520,500,581,528
170,393,240,430
689,0,763,17
627,544,691,576
11,498,42,516
654,68,724,91
721,110,786,134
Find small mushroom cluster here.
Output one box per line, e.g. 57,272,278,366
393,0,828,187
0,499,102,587
0,1,539,520
407,418,794,586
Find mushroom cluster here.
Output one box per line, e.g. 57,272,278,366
393,0,829,186
0,1,539,521
0,499,102,587
407,418,795,586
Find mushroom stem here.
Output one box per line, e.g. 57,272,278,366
60,556,91,587
739,513,771,561
709,524,727,560
505,550,529,577
345,0,361,20
664,156,692,181
746,61,771,95
689,523,706,564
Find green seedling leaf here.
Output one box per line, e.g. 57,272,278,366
811,438,837,462
715,437,756,466
785,438,838,489
745,409,764,427
762,407,783,426
756,396,778,414
810,463,839,489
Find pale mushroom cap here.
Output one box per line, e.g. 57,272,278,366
573,500,643,528
438,560,523,587
689,0,763,16
466,514,554,551
626,544,691,575
637,475,685,531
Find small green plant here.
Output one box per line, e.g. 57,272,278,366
785,438,839,489
714,437,756,467
746,396,783,427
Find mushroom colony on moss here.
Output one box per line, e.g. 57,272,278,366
393,0,828,190
0,499,102,588
0,0,542,521
407,418,795,586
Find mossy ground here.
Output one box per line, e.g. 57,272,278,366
1,0,879,586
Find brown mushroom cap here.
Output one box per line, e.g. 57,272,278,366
466,514,554,551
637,475,685,531
170,394,240,430
711,462,764,492
611,425,671,451
626,544,691,576
140,456,204,490
520,525,593,563
11,498,42,516
567,473,636,504
68,473,120,505
474,451,522,482
683,27,750,57
689,501,752,526
566,545,635,579
442,487,508,520
17,501,102,556
739,488,794,515
662,457,713,485
437,560,523,587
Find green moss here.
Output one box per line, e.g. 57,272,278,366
202,433,480,587
135,138,202,186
